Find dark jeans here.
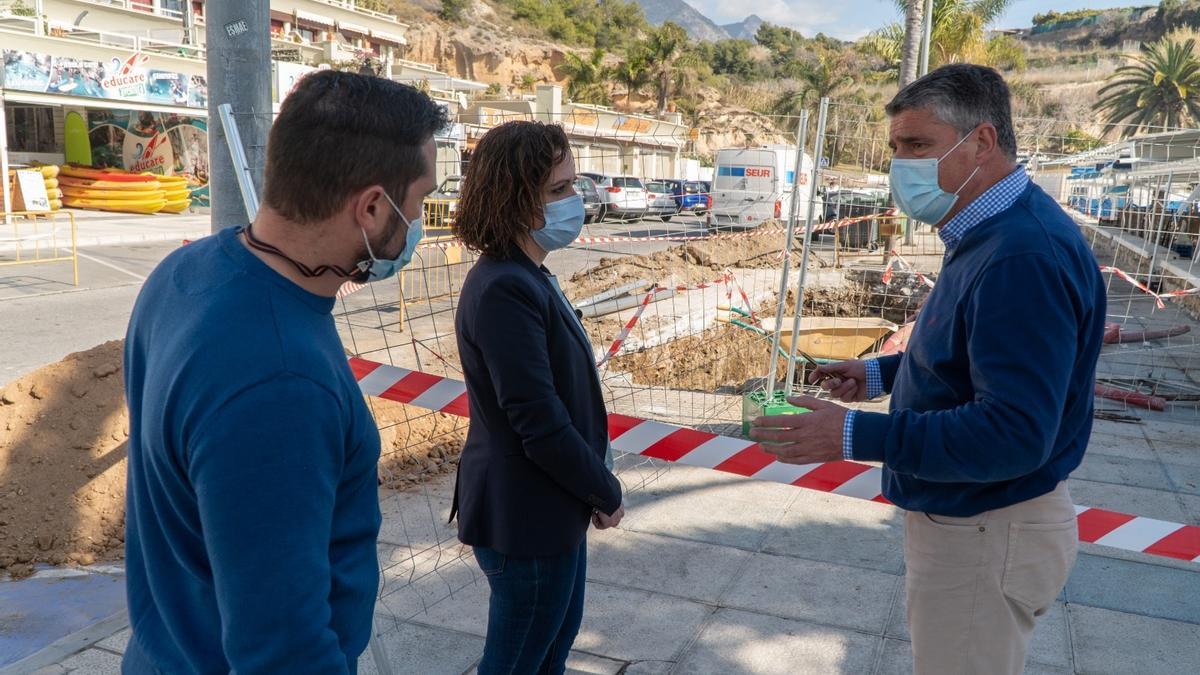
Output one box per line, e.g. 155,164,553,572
473,539,587,675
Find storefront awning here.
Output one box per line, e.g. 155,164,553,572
2,90,207,118
295,11,335,28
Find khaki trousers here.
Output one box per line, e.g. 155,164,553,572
905,482,1078,675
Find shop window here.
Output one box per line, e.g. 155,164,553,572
6,105,56,154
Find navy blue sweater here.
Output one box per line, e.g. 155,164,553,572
123,227,381,673
852,183,1106,516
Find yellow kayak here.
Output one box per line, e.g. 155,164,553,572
46,188,63,200
63,186,167,200
156,174,189,183
44,177,59,190
63,196,167,214
36,165,60,179
49,199,63,210
159,198,192,214
59,176,164,192
60,165,159,184
163,188,191,201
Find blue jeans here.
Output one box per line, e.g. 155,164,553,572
473,539,587,675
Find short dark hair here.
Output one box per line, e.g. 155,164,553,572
262,70,448,224
454,121,571,258
885,64,1017,160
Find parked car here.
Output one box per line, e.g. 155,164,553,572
681,180,711,214
579,172,648,221
644,180,681,221
574,176,603,224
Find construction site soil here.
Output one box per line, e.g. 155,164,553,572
0,342,467,579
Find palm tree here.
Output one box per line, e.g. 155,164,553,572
771,52,855,120
647,22,691,116
865,0,1017,78
1095,38,1200,137
558,49,611,106
900,0,925,86
612,50,651,110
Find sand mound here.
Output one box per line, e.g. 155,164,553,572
0,341,128,579
0,341,466,579
565,233,790,301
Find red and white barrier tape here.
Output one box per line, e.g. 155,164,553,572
724,268,759,324
1099,265,1200,309
349,356,1200,564
812,208,899,233
886,250,936,288
595,286,665,369
575,226,788,247
884,255,1197,308
593,272,738,368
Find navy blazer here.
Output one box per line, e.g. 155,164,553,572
451,249,622,557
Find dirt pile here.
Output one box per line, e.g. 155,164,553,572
611,319,782,392
0,341,128,579
608,285,876,392
371,398,467,490
0,341,467,579
565,233,791,301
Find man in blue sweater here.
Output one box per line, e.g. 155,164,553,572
122,71,446,673
752,65,1106,674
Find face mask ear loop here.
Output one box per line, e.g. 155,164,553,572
954,165,982,196
359,227,377,262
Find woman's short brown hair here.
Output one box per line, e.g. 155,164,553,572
454,121,571,257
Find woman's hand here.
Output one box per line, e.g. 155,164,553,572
592,504,625,530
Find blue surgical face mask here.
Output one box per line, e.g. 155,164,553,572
889,128,982,225
358,191,423,282
531,194,585,252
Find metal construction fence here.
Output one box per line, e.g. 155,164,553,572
221,98,1200,670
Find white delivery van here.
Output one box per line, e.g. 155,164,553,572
708,145,820,230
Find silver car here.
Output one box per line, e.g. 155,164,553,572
644,180,680,222
579,173,648,221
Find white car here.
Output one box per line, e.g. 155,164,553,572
579,173,648,221
644,180,681,222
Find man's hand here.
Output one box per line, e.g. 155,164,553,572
593,504,625,530
749,396,848,465
808,360,869,403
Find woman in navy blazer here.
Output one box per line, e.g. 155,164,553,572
451,120,624,674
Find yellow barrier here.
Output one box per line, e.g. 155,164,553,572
0,211,79,285
422,197,457,235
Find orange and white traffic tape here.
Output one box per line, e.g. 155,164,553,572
349,356,1200,564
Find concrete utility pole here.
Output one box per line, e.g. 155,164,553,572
205,1,272,233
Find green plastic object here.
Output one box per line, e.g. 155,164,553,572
742,390,810,438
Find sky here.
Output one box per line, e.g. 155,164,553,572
687,0,1153,41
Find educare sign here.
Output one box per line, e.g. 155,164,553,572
2,49,207,108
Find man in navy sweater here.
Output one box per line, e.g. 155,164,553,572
122,72,446,673
752,65,1105,674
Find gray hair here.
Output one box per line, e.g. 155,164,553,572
885,64,1017,160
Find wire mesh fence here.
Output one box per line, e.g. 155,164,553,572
225,95,1200,667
